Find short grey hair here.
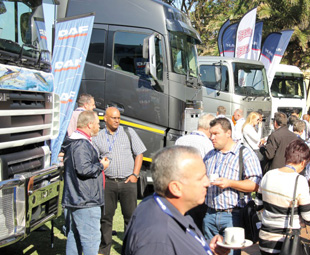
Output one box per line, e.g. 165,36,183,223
77,93,94,107
151,146,201,196
293,120,306,133
77,111,97,128
217,106,226,115
198,113,215,130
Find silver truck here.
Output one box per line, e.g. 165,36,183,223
57,0,203,191
270,64,307,118
0,0,63,247
198,56,272,137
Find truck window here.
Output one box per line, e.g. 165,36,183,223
87,29,105,66
113,31,152,80
199,65,229,92
271,77,304,98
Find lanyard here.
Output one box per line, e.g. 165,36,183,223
153,194,213,255
285,165,297,172
105,128,119,152
190,131,205,137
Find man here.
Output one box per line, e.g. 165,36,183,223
62,111,109,255
302,114,310,140
67,93,96,136
216,106,235,141
93,107,146,255
175,113,215,158
203,118,262,255
293,119,306,138
175,113,215,231
262,112,298,171
233,109,245,143
122,146,230,255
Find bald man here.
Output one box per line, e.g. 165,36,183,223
93,107,146,255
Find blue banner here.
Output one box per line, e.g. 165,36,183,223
259,32,282,86
34,19,51,63
218,19,230,56
51,14,95,164
266,30,294,85
222,22,238,57
251,21,263,61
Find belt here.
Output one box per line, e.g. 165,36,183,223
106,176,129,182
208,207,241,213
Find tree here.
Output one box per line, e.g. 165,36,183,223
163,0,310,70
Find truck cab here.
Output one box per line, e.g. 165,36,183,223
198,56,272,137
270,64,306,118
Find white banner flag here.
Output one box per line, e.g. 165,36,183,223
235,7,257,59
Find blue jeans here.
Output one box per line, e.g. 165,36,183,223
66,206,101,255
203,208,242,255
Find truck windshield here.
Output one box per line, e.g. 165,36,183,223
270,76,304,99
169,31,198,78
0,0,49,67
233,63,269,96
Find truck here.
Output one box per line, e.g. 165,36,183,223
0,0,63,247
270,64,307,118
57,0,203,190
198,56,272,137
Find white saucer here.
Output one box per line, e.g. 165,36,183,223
217,239,253,249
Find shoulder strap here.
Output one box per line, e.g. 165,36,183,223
123,126,134,156
238,146,246,200
288,175,300,228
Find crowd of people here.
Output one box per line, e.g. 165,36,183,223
62,97,310,255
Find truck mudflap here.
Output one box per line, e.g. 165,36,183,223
0,165,63,248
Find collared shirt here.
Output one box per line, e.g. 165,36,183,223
175,130,213,158
204,143,262,210
122,195,209,255
93,126,146,178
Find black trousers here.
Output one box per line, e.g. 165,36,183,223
100,178,137,255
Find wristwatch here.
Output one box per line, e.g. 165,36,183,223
131,173,140,179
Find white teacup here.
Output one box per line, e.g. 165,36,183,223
224,227,245,246
209,173,219,183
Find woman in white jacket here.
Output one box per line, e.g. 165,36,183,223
242,112,263,156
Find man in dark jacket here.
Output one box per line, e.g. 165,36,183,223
262,112,298,171
62,111,109,255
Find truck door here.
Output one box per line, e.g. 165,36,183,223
200,64,233,116
105,26,168,126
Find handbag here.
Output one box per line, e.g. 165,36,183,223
279,175,309,255
239,146,261,243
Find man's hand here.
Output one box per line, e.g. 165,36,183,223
125,174,139,183
100,157,110,170
209,235,230,255
213,177,231,189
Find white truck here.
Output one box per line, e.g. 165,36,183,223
198,56,272,137
270,64,307,118
0,0,63,247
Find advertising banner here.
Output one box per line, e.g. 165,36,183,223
222,22,238,57
251,21,263,61
51,14,94,164
259,32,282,86
218,19,230,56
266,30,294,85
235,7,257,59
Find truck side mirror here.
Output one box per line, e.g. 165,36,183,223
143,33,157,81
20,12,32,44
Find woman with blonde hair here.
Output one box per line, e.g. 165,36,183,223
242,111,263,159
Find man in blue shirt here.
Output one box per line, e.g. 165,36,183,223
122,146,230,255
203,118,262,255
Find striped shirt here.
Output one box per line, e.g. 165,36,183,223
255,170,310,254
93,126,146,178
204,142,262,209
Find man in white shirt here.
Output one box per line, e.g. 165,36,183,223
175,113,215,158
233,109,245,143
